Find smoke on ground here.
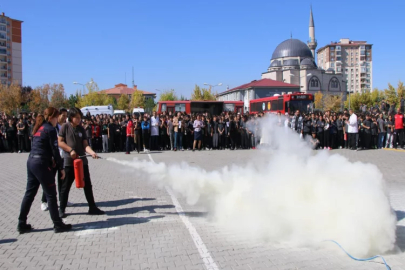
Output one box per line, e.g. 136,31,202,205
108,115,397,257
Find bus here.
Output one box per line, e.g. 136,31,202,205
249,93,314,115
157,100,244,115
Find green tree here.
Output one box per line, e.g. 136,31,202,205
117,94,130,110
384,83,398,106
76,80,109,107
67,93,79,108
323,94,343,112
130,90,145,109
159,89,178,101
397,81,405,101
191,85,203,100
144,98,156,113
201,87,216,101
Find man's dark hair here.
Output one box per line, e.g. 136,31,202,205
59,108,67,114
68,107,83,122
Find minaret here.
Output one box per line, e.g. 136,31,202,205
307,6,317,59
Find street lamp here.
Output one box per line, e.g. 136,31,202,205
204,82,222,91
73,81,93,91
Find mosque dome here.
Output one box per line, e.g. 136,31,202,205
271,39,314,60
300,58,317,68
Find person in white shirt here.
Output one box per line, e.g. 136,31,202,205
346,109,358,150
150,111,159,151
192,114,204,151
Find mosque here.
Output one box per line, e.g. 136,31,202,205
218,7,346,111
261,7,346,96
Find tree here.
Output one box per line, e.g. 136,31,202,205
144,98,156,113
130,90,145,109
323,94,343,112
201,87,216,101
314,91,323,110
397,81,405,101
159,89,178,101
384,83,397,106
49,83,69,109
191,85,203,100
117,94,130,110
76,80,110,107
29,85,50,113
67,93,79,108
0,83,22,114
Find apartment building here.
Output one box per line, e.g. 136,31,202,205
0,12,23,86
317,38,372,93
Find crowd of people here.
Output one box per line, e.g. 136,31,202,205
293,106,405,151
1,102,404,155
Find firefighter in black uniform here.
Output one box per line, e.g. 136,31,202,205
17,107,72,234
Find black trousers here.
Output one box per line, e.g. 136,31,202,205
230,132,237,149
363,133,371,149
142,131,150,149
150,135,158,150
348,133,357,149
135,133,142,153
317,132,324,148
324,131,330,148
19,158,63,226
393,129,405,148
337,130,344,148
18,135,25,152
109,136,115,152
330,133,337,149
7,137,16,152
59,165,96,212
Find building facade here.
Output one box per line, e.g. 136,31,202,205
317,39,373,93
260,8,346,98
217,79,300,112
0,12,22,86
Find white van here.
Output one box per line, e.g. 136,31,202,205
81,105,114,117
132,107,145,114
113,110,126,115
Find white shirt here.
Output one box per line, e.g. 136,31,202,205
347,113,358,133
151,116,159,136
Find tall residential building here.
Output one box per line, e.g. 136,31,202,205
0,12,23,86
317,39,373,93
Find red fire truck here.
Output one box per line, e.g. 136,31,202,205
250,93,314,115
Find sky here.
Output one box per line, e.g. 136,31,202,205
3,0,405,98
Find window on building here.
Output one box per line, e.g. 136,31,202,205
331,63,335,67
331,58,335,62
337,57,341,61
336,46,341,50
330,47,335,51
331,79,339,88
367,57,371,61
310,78,319,87
331,52,335,56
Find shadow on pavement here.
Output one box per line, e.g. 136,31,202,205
73,216,165,231
396,211,405,222
73,198,155,208
166,211,208,218
106,204,175,216
396,226,405,252
0,239,17,244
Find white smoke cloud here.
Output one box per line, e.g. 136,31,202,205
108,115,397,257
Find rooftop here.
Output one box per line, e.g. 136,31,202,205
218,79,299,95
101,83,155,96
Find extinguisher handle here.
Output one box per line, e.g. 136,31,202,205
79,154,103,159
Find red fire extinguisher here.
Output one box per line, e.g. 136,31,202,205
74,159,85,188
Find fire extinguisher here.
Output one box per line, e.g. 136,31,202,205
73,154,102,189
74,159,85,188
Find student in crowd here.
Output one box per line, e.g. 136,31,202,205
141,115,150,152
193,114,204,151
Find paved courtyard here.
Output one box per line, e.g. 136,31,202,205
0,148,404,270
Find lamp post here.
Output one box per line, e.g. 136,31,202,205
73,81,93,92
203,82,222,92
342,80,353,110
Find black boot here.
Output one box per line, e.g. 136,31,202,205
17,223,32,234
88,207,105,215
54,223,72,233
